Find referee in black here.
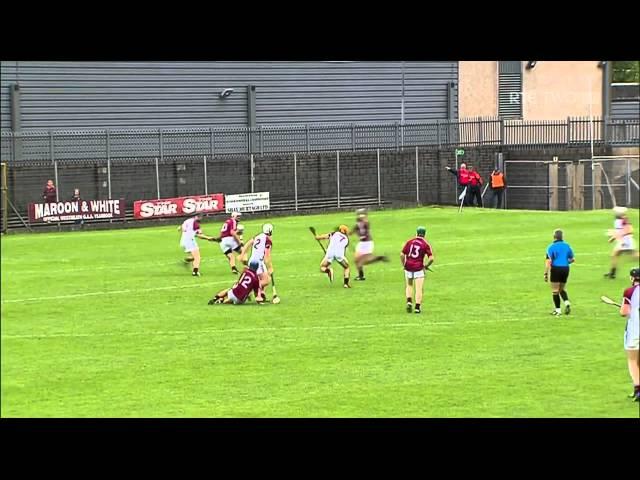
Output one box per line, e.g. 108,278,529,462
544,229,575,316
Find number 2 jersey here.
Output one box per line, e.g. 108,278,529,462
250,233,272,262
231,268,260,303
402,237,433,272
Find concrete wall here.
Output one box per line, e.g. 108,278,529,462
459,61,604,120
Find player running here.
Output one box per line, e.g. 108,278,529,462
544,229,574,316
400,226,434,314
208,261,267,305
239,223,278,303
604,206,639,279
217,211,244,274
619,268,640,402
351,209,389,281
178,213,216,277
315,225,351,288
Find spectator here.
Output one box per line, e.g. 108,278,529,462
42,179,57,204
489,168,507,209
445,162,470,205
467,166,483,207
71,188,83,227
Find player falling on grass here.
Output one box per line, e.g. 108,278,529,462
178,213,216,277
239,223,279,304
619,268,640,402
604,206,639,280
351,209,389,281
315,225,351,288
400,226,434,314
216,211,244,274
208,261,267,305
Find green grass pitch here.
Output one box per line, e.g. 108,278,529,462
1,206,639,417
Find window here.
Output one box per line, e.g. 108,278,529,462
498,61,523,119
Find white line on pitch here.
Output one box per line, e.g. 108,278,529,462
0,252,606,304
1,316,539,340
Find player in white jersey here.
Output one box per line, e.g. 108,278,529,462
604,206,639,279
240,223,278,303
177,214,215,276
315,224,351,288
619,268,640,402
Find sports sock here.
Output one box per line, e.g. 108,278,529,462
415,303,421,310
358,268,364,277
407,297,412,304
560,291,569,303
610,267,617,276
343,277,349,286
193,267,199,274
553,293,561,309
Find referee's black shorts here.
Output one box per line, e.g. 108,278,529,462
550,266,570,283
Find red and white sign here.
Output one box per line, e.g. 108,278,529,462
28,199,126,223
133,194,225,219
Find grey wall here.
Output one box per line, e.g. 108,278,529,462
611,100,640,120
0,62,459,131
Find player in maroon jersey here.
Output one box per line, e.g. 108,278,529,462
400,226,434,314
214,211,244,274
350,209,389,281
208,261,267,305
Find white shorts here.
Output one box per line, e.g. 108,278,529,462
220,236,241,255
180,238,198,253
324,250,346,264
405,269,425,280
356,241,374,256
616,236,636,251
250,256,268,275
624,318,639,350
227,289,243,305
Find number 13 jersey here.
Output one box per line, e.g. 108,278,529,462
402,237,432,272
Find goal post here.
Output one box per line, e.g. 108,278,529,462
580,155,639,210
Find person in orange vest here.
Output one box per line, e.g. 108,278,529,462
445,162,470,205
489,168,507,209
467,166,483,207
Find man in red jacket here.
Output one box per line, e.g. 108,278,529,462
445,163,470,205
467,166,483,207
42,179,57,204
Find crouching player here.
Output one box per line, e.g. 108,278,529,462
315,225,351,288
620,268,640,402
178,213,216,277
240,223,279,303
208,261,266,305
400,226,434,314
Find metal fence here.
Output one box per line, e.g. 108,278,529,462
504,156,640,211
2,117,638,164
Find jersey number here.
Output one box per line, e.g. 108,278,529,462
221,223,228,232
240,274,252,288
409,244,421,258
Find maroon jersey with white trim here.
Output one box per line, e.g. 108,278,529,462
402,237,432,272
354,219,372,241
231,269,260,302
220,218,238,239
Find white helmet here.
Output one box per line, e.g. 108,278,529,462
613,206,627,217
262,223,273,235
231,211,242,219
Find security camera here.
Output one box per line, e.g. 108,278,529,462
219,88,234,98
526,61,537,69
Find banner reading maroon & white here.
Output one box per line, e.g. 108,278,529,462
133,194,225,219
28,199,126,223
